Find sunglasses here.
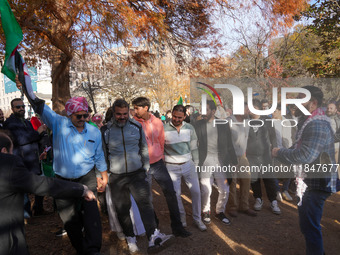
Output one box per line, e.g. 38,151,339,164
75,114,89,120
14,105,25,109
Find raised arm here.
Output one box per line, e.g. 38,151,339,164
15,75,61,130
15,75,45,115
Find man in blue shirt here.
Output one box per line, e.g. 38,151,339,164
16,77,108,255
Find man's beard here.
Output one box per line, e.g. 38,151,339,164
116,119,127,127
14,111,25,118
326,112,336,117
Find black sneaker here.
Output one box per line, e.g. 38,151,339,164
202,211,211,224
215,212,231,225
55,228,67,237
173,227,192,238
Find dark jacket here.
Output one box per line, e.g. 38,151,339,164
102,118,150,174
4,114,41,174
0,153,85,255
194,118,238,168
246,119,276,167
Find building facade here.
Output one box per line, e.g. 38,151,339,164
0,59,52,119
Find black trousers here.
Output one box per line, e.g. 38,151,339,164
56,170,101,255
251,178,278,202
32,195,44,213
149,159,183,232
109,169,157,239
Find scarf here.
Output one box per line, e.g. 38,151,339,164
65,97,88,116
294,108,331,205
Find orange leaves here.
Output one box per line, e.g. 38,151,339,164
264,58,284,78
1,0,318,107
270,0,307,17
260,0,308,28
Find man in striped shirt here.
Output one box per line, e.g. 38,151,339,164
164,105,207,231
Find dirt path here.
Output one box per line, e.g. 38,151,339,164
25,182,340,255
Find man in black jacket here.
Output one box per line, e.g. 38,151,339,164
0,132,96,255
247,99,280,215
4,98,47,217
194,100,238,225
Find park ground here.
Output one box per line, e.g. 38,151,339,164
26,181,340,255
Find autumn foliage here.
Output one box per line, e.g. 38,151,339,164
0,0,309,112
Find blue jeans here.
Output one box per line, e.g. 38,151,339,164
298,190,331,255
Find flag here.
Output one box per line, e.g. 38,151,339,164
0,0,22,81
177,96,183,105
0,0,36,100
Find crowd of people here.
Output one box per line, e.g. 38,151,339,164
0,81,339,255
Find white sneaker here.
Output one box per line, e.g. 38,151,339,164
126,236,139,253
117,232,126,241
254,198,263,211
148,229,174,253
282,190,293,201
194,219,207,231
276,191,283,202
271,200,281,215
202,211,211,224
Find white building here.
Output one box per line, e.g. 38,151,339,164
0,59,52,119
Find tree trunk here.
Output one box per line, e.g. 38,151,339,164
87,85,97,114
51,50,72,113
86,73,97,113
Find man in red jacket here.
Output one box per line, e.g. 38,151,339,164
132,97,191,238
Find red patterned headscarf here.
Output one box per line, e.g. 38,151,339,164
65,97,88,116
92,113,102,122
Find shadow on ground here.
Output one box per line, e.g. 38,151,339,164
25,180,340,255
